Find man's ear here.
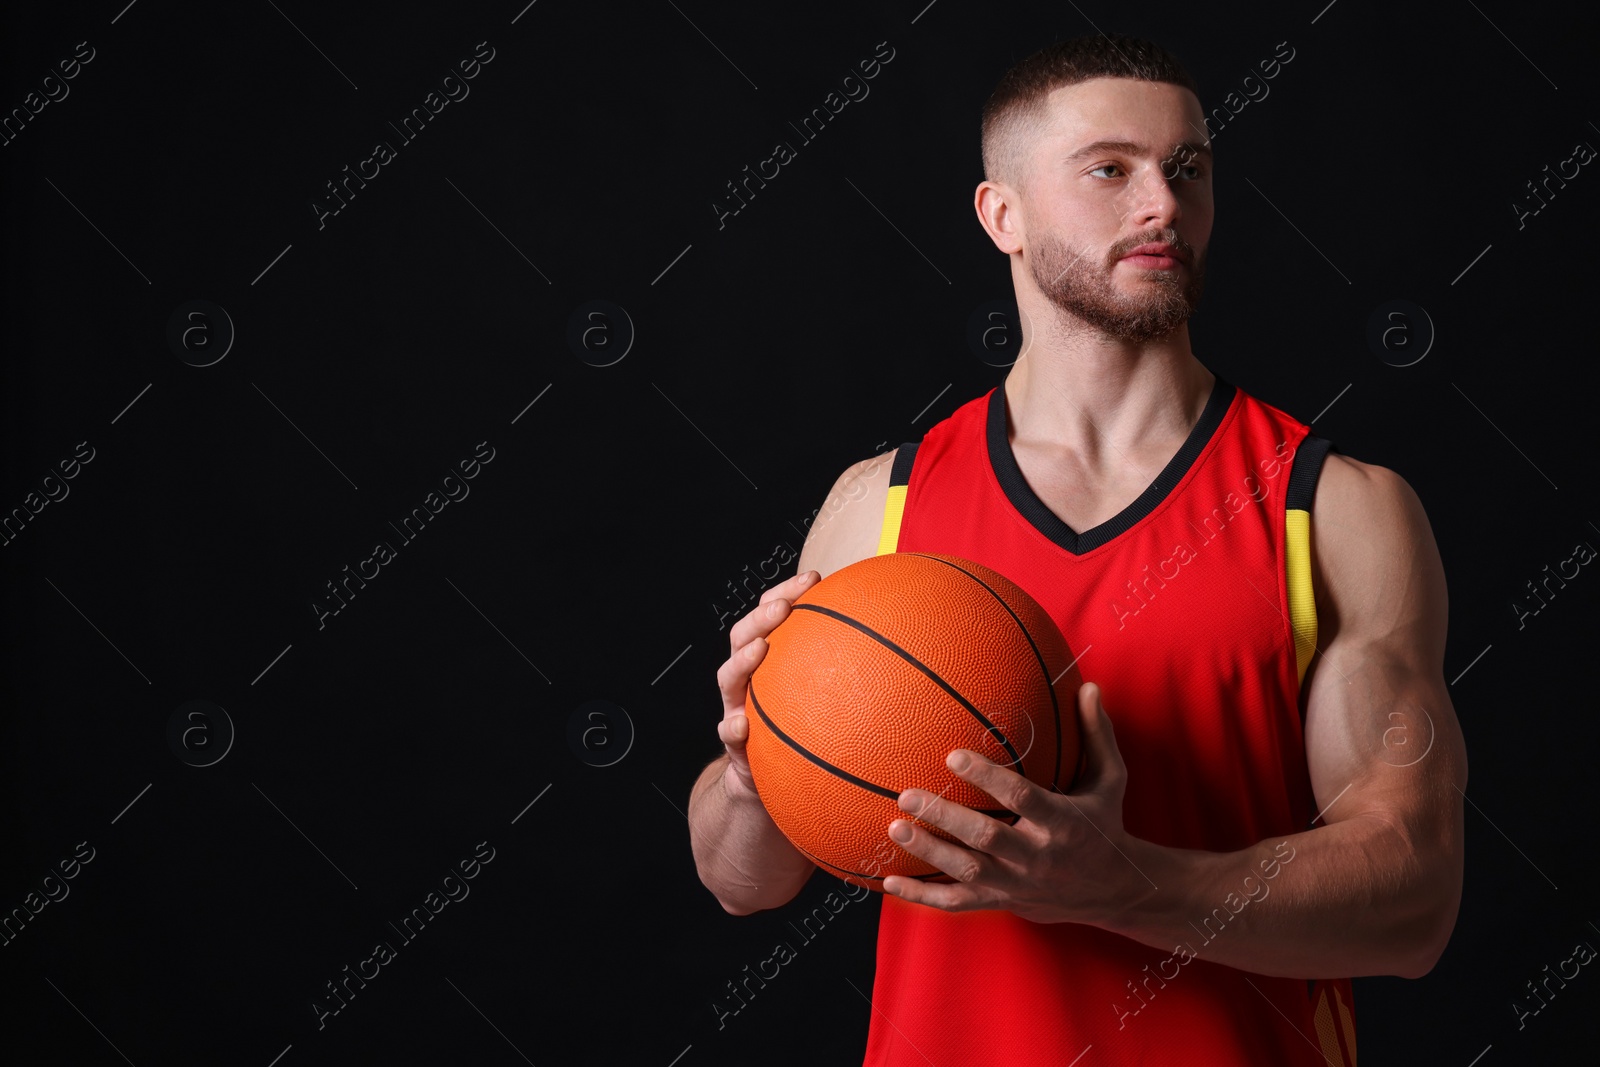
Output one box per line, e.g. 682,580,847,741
975,180,1025,255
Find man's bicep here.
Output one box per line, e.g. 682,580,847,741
1301,459,1467,824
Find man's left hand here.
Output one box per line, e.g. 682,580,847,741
881,681,1155,925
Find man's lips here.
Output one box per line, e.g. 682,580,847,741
1120,243,1185,268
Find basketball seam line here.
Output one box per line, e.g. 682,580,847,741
789,837,953,883
901,553,1064,789
747,679,1018,820
789,601,1027,774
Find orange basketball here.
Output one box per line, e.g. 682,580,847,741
744,551,1084,892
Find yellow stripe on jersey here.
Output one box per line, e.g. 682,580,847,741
1311,983,1358,1066
877,483,907,556
1286,506,1317,684
1335,982,1358,1064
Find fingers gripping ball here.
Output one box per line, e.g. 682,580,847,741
744,552,1083,892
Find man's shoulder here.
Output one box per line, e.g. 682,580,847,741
793,386,994,580
1309,452,1442,633
796,447,901,580
1314,452,1423,529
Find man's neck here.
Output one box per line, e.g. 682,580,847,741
1002,322,1214,467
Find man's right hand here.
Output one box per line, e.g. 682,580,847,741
715,569,817,802
691,451,892,914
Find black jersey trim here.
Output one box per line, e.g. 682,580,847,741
889,441,919,487
1286,433,1336,511
987,374,1237,555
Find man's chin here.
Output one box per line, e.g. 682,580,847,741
1041,298,1195,342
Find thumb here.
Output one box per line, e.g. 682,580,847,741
1074,682,1125,792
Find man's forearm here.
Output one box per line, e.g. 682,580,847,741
689,756,816,915
1098,813,1459,980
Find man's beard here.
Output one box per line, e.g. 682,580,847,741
1029,229,1205,343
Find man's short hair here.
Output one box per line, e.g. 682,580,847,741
981,33,1201,189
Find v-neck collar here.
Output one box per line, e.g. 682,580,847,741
986,374,1237,556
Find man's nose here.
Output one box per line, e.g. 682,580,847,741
1125,167,1182,230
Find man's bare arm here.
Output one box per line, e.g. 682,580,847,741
1104,454,1468,978
690,571,822,916
688,450,897,914
880,451,1467,978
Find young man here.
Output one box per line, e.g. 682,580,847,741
689,33,1466,1065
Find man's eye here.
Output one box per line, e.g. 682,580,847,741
1089,164,1123,178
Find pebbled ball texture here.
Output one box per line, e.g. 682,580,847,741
745,552,1083,892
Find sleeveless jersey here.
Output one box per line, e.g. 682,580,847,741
863,374,1358,1066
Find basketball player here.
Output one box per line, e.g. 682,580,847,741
688,33,1466,1066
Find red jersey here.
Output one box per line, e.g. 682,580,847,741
864,374,1358,1066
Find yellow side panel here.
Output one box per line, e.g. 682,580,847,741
1312,986,1351,1066
1286,507,1317,683
876,484,907,556
1335,983,1359,1065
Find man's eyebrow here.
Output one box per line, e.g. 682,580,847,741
1061,139,1213,164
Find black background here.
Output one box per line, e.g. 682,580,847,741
3,1,1597,1064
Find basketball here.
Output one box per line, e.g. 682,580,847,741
744,551,1084,892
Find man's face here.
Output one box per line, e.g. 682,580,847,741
1018,78,1213,343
